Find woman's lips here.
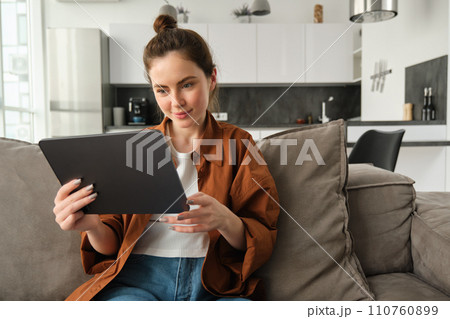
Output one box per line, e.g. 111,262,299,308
173,109,192,119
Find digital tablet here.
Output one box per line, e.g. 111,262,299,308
39,130,189,214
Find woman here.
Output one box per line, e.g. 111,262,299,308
53,15,279,301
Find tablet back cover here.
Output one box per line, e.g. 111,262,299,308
39,130,189,214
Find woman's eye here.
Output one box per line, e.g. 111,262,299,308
157,89,168,94
183,83,192,89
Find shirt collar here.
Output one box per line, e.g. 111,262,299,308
149,110,224,167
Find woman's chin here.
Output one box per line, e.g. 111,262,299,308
172,116,197,128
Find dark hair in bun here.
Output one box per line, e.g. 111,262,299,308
153,14,177,33
143,14,219,111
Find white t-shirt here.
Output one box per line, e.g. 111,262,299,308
131,133,210,257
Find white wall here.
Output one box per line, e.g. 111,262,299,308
360,0,450,191
361,0,448,120
43,0,350,31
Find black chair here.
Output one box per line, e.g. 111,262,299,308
348,129,405,171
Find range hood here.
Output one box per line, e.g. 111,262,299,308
350,0,398,23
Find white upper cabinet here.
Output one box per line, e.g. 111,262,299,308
257,24,306,83
179,23,208,39
207,24,257,83
109,24,154,84
304,24,353,83
109,23,354,85
110,24,207,85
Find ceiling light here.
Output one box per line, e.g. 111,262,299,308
159,3,177,21
350,0,398,23
250,0,271,16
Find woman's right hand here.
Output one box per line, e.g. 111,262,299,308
53,179,100,232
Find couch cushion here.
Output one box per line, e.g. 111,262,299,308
0,137,91,300
347,164,415,276
412,192,450,296
367,273,450,300
255,120,373,300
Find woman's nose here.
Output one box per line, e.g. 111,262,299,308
171,91,185,109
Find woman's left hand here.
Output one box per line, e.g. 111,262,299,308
161,192,246,251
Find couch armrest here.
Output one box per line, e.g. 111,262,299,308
412,192,450,296
347,164,416,276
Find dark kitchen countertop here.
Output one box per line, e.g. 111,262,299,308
234,123,312,128
105,124,450,146
234,120,447,128
345,120,446,126
347,141,450,147
231,121,450,147
106,119,447,133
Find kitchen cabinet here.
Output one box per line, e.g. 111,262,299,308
109,23,206,85
180,23,208,39
238,127,289,141
109,24,154,85
346,125,447,143
347,124,448,191
257,24,306,83
109,23,354,85
304,24,353,83
206,24,257,83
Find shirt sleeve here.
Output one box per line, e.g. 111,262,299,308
203,134,280,298
79,214,124,275
233,173,279,280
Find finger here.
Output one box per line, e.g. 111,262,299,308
55,193,97,224
169,224,210,233
55,179,83,204
59,211,84,231
176,208,206,222
163,216,203,225
186,192,208,204
71,210,85,224
160,215,182,224
161,210,203,224
158,207,204,223
56,184,95,215
186,193,213,207
187,192,205,199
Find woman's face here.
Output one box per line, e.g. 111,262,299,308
149,51,216,131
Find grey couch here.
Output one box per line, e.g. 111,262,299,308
1,121,449,300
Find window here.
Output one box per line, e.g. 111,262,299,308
0,0,33,142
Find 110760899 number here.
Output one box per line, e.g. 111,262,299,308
368,305,439,316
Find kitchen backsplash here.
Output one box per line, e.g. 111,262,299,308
216,85,360,126
405,55,447,121
113,85,361,126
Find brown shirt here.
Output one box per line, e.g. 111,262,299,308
66,111,279,301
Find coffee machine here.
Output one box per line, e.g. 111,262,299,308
128,97,151,125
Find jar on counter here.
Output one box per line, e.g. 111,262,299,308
403,103,413,121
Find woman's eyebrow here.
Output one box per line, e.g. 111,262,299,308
178,76,197,84
153,76,197,89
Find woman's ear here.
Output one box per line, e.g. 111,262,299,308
209,68,217,92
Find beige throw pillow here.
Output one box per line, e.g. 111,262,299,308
255,120,373,300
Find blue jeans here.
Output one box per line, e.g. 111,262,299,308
93,254,249,301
